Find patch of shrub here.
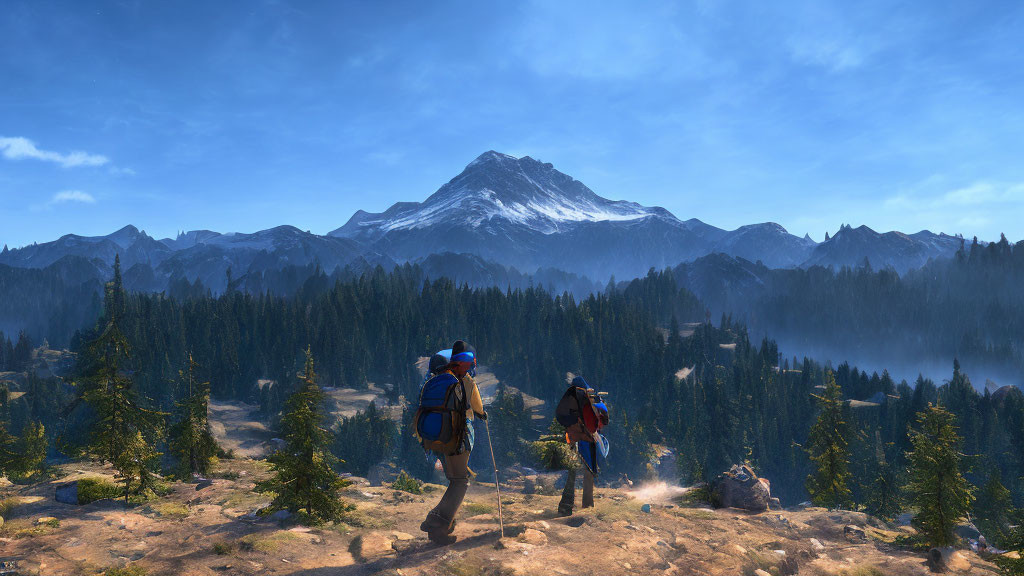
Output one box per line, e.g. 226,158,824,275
390,470,423,494
77,478,121,504
212,541,234,555
0,497,17,517
104,566,147,576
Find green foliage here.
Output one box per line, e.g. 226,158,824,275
76,257,166,502
390,470,423,494
863,458,902,522
77,477,122,504
7,421,48,481
333,401,397,476
0,418,19,477
905,404,975,547
603,408,654,478
488,384,533,467
255,347,352,524
805,371,853,510
103,565,147,576
974,467,1015,548
212,541,234,555
168,354,219,479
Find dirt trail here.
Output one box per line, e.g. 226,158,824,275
208,400,274,459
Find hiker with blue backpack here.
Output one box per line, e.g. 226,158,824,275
555,375,610,516
415,340,487,544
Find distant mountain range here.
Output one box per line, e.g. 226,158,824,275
0,151,969,293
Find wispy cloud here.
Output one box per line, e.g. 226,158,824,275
0,136,108,168
50,190,96,205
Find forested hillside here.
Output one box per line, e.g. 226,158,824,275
674,235,1024,386
13,263,1012,512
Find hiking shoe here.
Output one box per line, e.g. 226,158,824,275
428,531,457,546
420,517,456,534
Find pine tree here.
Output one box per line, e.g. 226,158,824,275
905,404,975,547
864,458,902,521
333,401,397,476
10,421,48,480
256,347,351,524
78,255,165,501
168,353,219,479
805,371,853,510
0,418,17,476
973,467,1014,548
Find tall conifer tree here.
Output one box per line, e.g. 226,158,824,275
79,255,165,501
905,404,974,547
168,353,219,478
256,347,351,523
806,371,853,509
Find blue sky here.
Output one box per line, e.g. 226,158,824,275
2,0,1023,248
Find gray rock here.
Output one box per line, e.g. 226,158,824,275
523,476,537,495
769,497,782,510
844,525,866,540
710,464,772,512
954,523,981,540
55,481,80,505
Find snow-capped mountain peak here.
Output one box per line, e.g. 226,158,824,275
332,151,665,238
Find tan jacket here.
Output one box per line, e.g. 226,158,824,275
460,373,485,420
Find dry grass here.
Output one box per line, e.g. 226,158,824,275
146,502,190,519
238,530,300,553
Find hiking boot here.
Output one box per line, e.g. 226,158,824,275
427,530,457,545
420,516,456,534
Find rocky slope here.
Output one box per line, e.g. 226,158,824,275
0,458,1001,576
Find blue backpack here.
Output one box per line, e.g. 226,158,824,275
414,371,468,454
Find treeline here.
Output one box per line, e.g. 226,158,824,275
3,259,1024,551
58,263,1024,511
66,265,703,411
0,258,103,347
0,330,34,372
685,235,1024,382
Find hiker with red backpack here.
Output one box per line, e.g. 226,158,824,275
555,375,610,516
415,340,486,544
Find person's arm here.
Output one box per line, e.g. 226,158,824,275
463,374,486,419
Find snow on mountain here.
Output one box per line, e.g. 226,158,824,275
0,151,974,290
333,151,664,240
331,151,819,279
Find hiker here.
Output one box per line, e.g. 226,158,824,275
555,376,610,516
416,340,486,544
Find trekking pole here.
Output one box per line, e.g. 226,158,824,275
482,418,505,538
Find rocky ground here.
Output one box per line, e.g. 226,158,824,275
0,458,1003,576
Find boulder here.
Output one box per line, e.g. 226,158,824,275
518,528,548,546
844,525,866,540
954,523,981,541
55,481,80,505
350,531,396,561
269,509,292,523
710,465,772,512
927,547,971,572
769,497,782,510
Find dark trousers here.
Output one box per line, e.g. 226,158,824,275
422,450,470,534
558,466,595,513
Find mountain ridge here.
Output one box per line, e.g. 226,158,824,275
0,151,972,284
